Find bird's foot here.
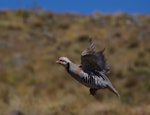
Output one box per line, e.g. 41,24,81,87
89,88,97,96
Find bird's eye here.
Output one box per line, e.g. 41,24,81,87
59,59,66,62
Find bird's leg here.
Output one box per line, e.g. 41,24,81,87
89,88,97,96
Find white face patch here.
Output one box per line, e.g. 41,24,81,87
59,57,71,63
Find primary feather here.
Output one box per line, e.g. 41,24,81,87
81,39,110,73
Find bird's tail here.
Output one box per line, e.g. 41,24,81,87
107,84,120,99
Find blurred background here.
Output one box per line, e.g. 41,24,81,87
0,0,150,115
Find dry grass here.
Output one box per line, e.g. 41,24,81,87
0,10,150,115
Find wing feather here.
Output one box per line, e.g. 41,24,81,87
81,39,110,73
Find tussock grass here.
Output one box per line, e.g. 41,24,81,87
0,10,150,115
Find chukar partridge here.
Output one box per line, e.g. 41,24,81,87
56,39,120,97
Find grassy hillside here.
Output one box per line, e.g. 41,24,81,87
0,10,150,115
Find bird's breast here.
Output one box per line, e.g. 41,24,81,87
68,69,101,88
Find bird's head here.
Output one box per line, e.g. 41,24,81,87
56,57,71,67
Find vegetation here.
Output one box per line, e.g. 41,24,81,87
0,10,150,115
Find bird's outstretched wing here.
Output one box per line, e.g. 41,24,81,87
81,39,110,73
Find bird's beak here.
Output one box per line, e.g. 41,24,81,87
56,60,60,63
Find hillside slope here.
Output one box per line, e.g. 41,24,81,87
0,10,150,115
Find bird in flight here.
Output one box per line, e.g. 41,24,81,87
56,39,120,97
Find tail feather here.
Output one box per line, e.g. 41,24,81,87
107,84,120,99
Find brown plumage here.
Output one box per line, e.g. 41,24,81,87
81,39,110,73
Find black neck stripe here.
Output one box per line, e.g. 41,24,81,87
66,63,70,72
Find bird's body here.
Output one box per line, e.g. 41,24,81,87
67,62,106,88
56,39,120,97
